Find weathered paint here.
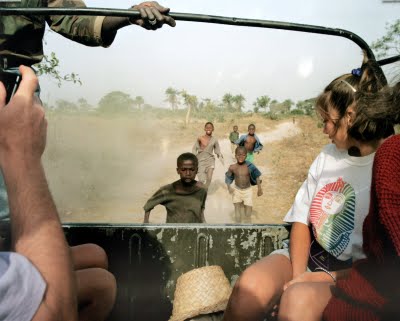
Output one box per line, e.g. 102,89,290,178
0,222,289,320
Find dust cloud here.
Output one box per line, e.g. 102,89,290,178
43,114,299,224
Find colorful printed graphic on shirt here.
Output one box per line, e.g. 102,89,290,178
309,177,355,258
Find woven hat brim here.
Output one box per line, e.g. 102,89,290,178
169,266,232,321
168,297,229,321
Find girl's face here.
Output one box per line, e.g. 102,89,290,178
321,107,353,151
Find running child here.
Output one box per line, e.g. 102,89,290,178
192,122,224,188
229,125,240,156
225,146,263,223
235,124,263,163
143,153,207,223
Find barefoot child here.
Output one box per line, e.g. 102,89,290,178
235,124,263,163
229,125,240,156
192,122,224,188
143,153,207,223
225,146,263,223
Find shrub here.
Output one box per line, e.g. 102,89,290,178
290,109,305,115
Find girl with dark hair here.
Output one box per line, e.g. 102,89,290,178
322,83,400,321
223,55,392,321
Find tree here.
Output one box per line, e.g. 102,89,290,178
270,100,287,114
253,95,271,112
269,101,280,114
371,19,400,59
222,93,234,111
55,99,78,112
98,91,134,113
296,98,316,115
232,94,246,112
282,99,294,113
269,100,292,115
181,90,198,126
133,96,145,110
77,98,92,111
290,109,304,115
35,52,82,87
371,19,400,79
165,87,180,111
202,98,218,113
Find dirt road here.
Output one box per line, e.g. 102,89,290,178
59,120,300,224
202,121,301,224
137,121,301,224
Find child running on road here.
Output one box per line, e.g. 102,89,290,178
225,146,263,223
143,153,207,223
229,125,240,157
235,124,263,163
192,122,224,188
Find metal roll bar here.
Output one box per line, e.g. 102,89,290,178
1,7,399,66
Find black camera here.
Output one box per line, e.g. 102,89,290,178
0,70,21,104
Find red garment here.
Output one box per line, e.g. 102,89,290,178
323,134,400,321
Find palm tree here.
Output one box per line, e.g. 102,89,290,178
222,93,234,111
165,87,180,111
134,96,145,110
232,94,246,112
181,90,198,126
77,97,91,110
282,99,294,113
253,95,271,112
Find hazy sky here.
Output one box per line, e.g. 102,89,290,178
40,0,400,110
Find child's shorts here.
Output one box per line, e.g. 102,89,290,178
232,185,253,206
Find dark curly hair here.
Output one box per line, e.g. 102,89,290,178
177,152,198,167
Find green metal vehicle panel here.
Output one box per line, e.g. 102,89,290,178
0,222,289,320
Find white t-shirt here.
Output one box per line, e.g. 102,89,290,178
284,144,374,262
0,252,46,321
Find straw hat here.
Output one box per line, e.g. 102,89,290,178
169,266,232,321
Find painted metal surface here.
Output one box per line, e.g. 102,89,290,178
0,7,378,59
0,222,290,320
63,223,289,320
2,8,399,66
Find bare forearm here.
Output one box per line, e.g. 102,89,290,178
289,222,311,278
201,209,206,223
144,211,150,223
3,158,77,320
101,16,130,42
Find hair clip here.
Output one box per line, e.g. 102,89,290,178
351,68,362,77
341,79,357,93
